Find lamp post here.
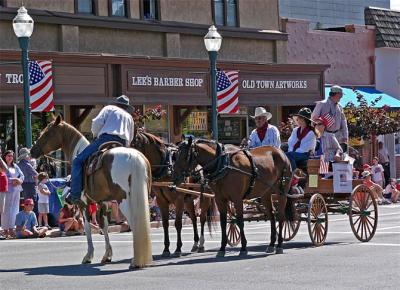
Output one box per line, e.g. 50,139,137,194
204,25,222,141
13,6,34,148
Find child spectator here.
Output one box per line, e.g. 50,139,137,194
15,199,47,238
371,157,385,188
362,170,387,205
59,202,84,235
37,172,51,230
384,178,399,203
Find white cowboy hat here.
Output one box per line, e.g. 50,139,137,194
251,107,272,120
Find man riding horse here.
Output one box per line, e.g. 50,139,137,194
66,95,135,205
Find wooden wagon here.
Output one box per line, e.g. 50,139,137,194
226,159,378,247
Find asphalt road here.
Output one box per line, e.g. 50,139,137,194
0,204,399,290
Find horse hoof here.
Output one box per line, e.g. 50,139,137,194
101,258,112,264
161,251,171,258
266,246,275,254
216,251,225,258
191,245,199,252
276,247,284,254
173,251,182,257
197,247,205,253
81,259,92,264
239,250,248,256
129,265,142,271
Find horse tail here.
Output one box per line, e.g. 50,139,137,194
204,195,217,235
280,157,296,222
130,155,153,268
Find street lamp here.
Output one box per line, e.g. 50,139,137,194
204,25,222,141
13,6,34,148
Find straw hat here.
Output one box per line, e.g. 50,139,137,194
251,107,272,120
330,85,343,94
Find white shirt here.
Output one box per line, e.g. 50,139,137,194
37,182,50,203
288,127,317,153
371,164,384,182
248,125,281,149
91,105,134,145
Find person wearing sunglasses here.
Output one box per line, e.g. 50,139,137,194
314,116,343,163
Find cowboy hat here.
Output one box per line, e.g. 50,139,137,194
361,171,371,178
330,85,343,94
18,147,31,162
292,107,313,122
251,107,272,120
110,95,134,114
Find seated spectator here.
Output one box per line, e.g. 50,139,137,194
37,172,51,230
59,202,84,235
15,199,47,239
362,171,387,205
107,200,125,225
384,178,399,203
88,202,98,227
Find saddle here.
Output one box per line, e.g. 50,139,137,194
85,141,124,176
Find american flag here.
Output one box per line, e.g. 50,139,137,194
29,60,55,112
216,70,239,114
322,113,335,128
319,155,330,174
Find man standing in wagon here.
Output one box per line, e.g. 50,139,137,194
311,85,349,152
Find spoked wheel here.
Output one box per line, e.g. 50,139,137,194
227,202,240,247
276,219,301,241
307,194,328,246
349,184,378,242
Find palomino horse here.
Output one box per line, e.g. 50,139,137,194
173,138,294,256
132,131,215,256
30,115,152,269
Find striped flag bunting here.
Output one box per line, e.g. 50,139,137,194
29,60,55,112
216,70,239,114
319,155,330,174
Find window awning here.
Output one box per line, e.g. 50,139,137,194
325,86,400,108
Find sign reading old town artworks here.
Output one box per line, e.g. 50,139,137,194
127,69,208,94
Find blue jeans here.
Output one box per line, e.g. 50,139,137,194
285,151,310,171
70,134,125,199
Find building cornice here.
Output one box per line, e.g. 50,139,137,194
0,7,288,41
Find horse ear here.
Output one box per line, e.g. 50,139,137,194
54,115,62,125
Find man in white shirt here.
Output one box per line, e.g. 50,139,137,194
67,95,134,204
378,141,390,185
248,107,281,149
371,156,385,188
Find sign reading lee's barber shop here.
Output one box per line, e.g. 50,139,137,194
127,69,207,94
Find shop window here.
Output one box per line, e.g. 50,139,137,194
395,133,400,155
142,0,159,20
143,104,169,142
212,0,238,27
181,107,211,140
75,0,95,14
109,0,127,17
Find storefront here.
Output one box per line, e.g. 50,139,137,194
0,51,328,148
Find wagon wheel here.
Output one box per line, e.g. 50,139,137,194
276,219,301,241
227,202,241,247
349,184,378,242
307,194,328,246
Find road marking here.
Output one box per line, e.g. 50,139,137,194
359,243,400,247
377,226,400,231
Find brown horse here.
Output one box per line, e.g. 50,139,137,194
132,131,214,256
172,138,294,256
31,116,153,269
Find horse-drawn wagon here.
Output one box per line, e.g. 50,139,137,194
226,158,378,247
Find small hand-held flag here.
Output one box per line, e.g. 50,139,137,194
29,60,54,112
322,113,335,128
216,70,239,114
319,155,330,174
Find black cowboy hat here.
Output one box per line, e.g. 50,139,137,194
110,95,134,114
292,107,313,122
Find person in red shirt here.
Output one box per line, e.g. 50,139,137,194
0,155,8,240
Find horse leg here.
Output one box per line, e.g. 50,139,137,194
234,200,247,256
160,203,171,257
81,208,94,264
198,196,210,253
173,196,184,256
275,195,287,254
100,202,113,264
264,195,277,253
184,197,199,252
216,198,228,258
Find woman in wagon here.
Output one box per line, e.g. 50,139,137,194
313,116,343,163
248,107,281,149
286,107,317,171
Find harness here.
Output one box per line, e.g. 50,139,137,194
152,145,176,180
